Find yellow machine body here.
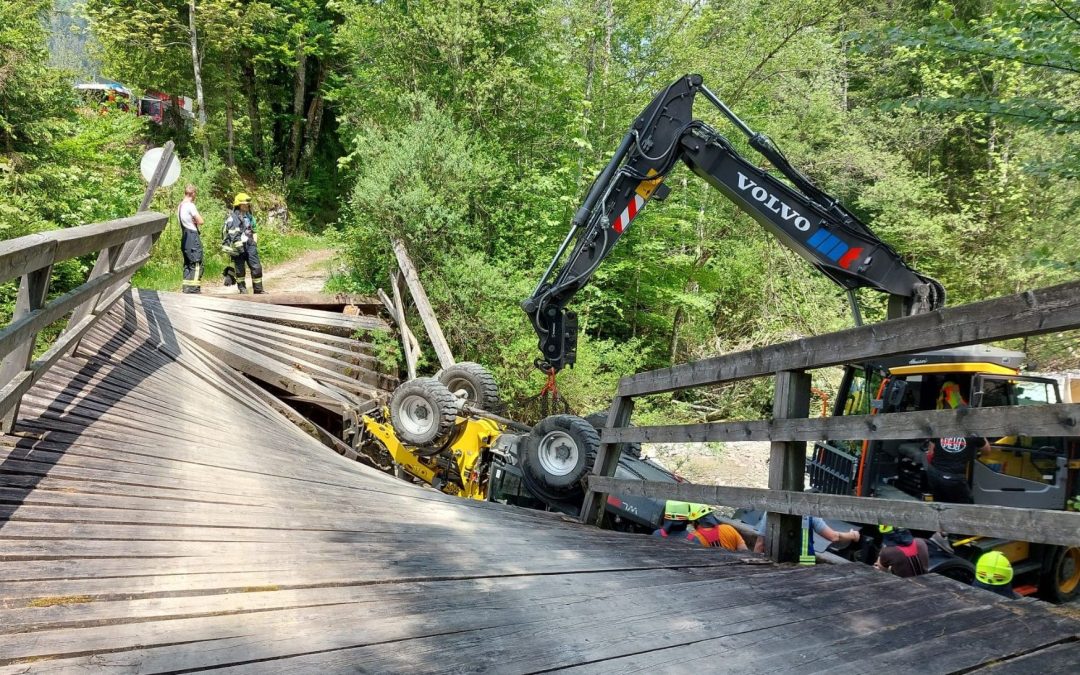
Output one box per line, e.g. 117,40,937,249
362,413,503,501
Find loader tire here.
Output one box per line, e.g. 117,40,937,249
523,415,600,494
584,411,642,459
1040,545,1080,604
389,377,458,447
437,362,501,411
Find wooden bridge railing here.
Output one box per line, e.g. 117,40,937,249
583,280,1080,561
0,211,168,431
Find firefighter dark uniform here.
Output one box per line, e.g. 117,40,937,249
222,193,264,294
178,194,203,293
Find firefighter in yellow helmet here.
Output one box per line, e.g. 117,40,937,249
652,502,747,550
974,551,1017,598
221,193,264,294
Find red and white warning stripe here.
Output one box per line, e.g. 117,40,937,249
613,194,645,234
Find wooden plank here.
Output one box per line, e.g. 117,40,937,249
766,370,811,563
391,271,421,378
601,402,1080,444
0,254,148,365
213,291,381,311
145,289,388,334
587,476,1080,546
973,641,1080,673
391,236,454,369
580,395,635,526
0,567,813,669
0,213,164,284
380,284,415,380
619,280,1080,397
0,265,53,382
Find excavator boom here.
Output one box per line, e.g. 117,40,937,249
523,74,944,372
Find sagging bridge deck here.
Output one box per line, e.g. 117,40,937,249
0,290,1076,673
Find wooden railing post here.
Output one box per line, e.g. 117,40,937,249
581,394,635,526
391,237,455,370
1,263,54,432
66,243,122,337
765,370,812,562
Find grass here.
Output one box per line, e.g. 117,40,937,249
132,219,329,292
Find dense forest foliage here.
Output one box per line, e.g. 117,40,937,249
1,0,1077,420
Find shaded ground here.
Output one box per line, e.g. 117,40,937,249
205,247,336,295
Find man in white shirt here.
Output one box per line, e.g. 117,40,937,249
178,184,204,293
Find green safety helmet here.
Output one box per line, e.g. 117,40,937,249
975,551,1014,586
664,501,715,522
879,524,894,534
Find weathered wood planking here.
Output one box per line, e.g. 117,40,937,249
589,476,1080,547
0,212,166,285
145,288,388,335
0,289,1076,672
619,280,1080,397
601,402,1080,444
215,290,382,311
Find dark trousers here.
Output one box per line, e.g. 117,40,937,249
181,229,203,294
928,465,973,503
231,242,264,294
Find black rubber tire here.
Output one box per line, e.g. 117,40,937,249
930,557,976,586
584,411,642,459
389,377,458,447
436,362,501,411
523,415,600,493
1039,545,1080,604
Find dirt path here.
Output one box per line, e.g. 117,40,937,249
646,441,771,488
206,248,336,295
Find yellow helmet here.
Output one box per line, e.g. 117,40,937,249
664,501,715,522
975,551,1014,586
879,524,894,534
233,192,252,207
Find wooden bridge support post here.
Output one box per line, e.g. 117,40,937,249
0,264,54,432
581,395,635,526
764,370,812,562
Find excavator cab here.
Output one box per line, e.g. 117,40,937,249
807,346,1080,602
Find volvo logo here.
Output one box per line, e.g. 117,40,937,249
736,172,812,231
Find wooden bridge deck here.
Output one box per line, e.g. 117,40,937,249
1,292,1078,673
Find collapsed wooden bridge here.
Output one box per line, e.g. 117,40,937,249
1,213,1079,672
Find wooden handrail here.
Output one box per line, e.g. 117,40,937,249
600,403,1080,444
619,280,1080,397
0,212,168,431
0,212,166,285
588,476,1080,548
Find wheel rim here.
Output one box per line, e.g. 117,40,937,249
1057,547,1080,595
444,377,478,402
397,394,435,437
537,430,579,477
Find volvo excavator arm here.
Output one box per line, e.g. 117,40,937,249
522,74,944,372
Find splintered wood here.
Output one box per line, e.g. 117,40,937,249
0,291,1077,672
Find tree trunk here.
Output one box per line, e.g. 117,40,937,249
224,61,235,166
299,62,327,178
287,36,308,177
225,94,235,167
240,48,263,162
188,0,209,163
598,0,613,137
